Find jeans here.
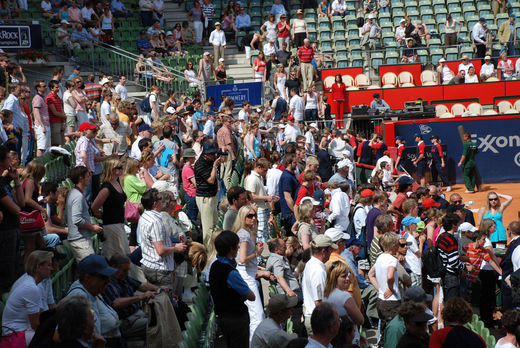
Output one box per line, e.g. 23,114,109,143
442,272,461,303
140,11,153,27
304,108,318,123
184,193,198,223
43,233,61,247
500,41,515,56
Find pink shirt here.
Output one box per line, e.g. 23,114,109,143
182,164,196,197
32,94,50,126
68,7,82,23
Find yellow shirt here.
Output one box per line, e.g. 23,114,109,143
118,111,131,145
326,252,362,309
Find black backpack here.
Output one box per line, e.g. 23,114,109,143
422,246,446,278
346,205,365,239
140,95,152,113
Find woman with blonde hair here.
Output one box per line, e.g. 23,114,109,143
323,261,365,346
295,200,317,250
232,205,273,341
203,229,223,283
20,160,47,262
244,123,261,160
91,158,129,258
139,150,169,182
123,158,147,248
478,191,512,244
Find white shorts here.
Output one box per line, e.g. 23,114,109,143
35,124,51,151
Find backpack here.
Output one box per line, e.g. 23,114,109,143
140,95,152,113
422,246,446,278
346,205,364,239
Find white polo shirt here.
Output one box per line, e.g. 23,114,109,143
302,256,326,317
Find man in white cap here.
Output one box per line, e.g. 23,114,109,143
198,52,216,83
209,22,226,65
395,18,406,45
436,58,454,84
481,55,497,81
304,123,318,155
302,234,337,335
56,20,80,54
458,55,474,75
472,17,488,58
327,180,351,232
361,14,380,66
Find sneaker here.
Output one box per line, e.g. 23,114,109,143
465,190,475,193
446,186,452,192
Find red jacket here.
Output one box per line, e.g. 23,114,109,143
331,83,346,101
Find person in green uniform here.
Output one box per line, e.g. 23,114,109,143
458,132,478,193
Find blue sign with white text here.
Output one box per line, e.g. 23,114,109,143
393,117,520,183
206,82,263,109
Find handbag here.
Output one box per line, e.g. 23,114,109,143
125,200,140,223
0,327,26,348
19,210,45,233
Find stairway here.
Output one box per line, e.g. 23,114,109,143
162,2,255,83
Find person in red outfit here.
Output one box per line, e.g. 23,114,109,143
330,74,347,129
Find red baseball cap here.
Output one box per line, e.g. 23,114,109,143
79,122,97,132
360,189,374,197
422,198,441,209
287,114,295,121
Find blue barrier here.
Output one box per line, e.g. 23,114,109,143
206,82,263,109
392,116,520,183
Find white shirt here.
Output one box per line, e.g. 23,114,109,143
245,171,270,210
328,188,350,232
305,130,315,154
480,238,494,271
289,95,304,121
395,25,406,40
266,165,283,196
328,138,346,160
115,84,127,100
472,22,486,44
403,231,422,275
138,209,175,271
371,154,394,177
263,42,277,56
481,62,496,76
331,0,347,11
439,65,454,82
511,236,520,272
353,204,369,239
130,135,143,159
284,124,300,142
38,278,55,311
374,253,401,301
238,109,249,122
465,74,479,83
41,0,52,11
203,119,215,139
81,6,95,19
209,29,226,46
100,100,112,125
458,62,474,74
302,256,326,317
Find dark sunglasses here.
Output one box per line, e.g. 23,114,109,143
115,166,123,170
489,197,498,201
246,213,257,219
452,200,462,204
399,243,408,247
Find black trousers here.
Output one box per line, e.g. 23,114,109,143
475,42,486,58
217,312,250,348
478,270,496,327
442,273,461,303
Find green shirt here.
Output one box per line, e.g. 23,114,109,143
384,315,405,348
369,234,383,266
123,175,146,203
462,141,478,162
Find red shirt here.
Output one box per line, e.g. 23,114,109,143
433,143,443,157
392,192,407,231
417,140,425,154
349,135,357,148
397,144,404,157
46,92,63,124
331,83,346,101
356,140,365,158
23,103,32,133
464,243,491,282
298,45,314,63
370,141,382,155
277,21,290,38
295,184,315,205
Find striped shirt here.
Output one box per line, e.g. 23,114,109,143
201,3,214,20
74,136,95,171
464,243,490,282
84,82,102,101
298,45,315,63
436,232,465,275
138,210,175,271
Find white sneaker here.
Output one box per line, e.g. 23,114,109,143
446,186,452,192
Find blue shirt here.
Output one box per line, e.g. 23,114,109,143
111,0,126,12
216,256,251,296
235,14,251,29
137,38,151,51
71,28,93,42
67,73,78,81
270,3,286,15
278,169,299,215
2,94,26,133
341,249,369,289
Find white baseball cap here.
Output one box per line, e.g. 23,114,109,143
342,149,351,157
166,106,176,114
100,78,110,85
459,222,478,232
484,55,491,60
439,58,446,63
309,122,318,129
368,14,374,19
218,58,225,62
325,228,349,242
204,51,210,56
300,196,320,206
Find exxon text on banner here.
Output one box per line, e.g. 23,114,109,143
206,82,263,109
392,116,520,183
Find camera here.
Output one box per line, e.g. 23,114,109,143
216,150,228,158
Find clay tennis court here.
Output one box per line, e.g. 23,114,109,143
448,183,520,229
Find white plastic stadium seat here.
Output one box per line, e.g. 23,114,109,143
382,72,398,88
497,100,513,114
355,73,371,88
342,75,355,87
465,102,483,116
439,112,455,118
398,71,415,87
420,70,437,86
451,103,467,117
323,76,335,90
435,104,449,117
514,99,520,112
482,109,498,116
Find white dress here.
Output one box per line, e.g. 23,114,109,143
185,69,199,87
277,74,288,100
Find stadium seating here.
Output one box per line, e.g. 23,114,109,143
497,100,514,113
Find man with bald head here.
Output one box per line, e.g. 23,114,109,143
448,193,475,225
501,221,520,310
428,185,449,210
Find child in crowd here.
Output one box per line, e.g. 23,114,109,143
401,216,426,287
369,214,394,266
381,161,394,190
464,230,501,284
